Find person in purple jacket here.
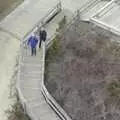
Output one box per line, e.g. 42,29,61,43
27,33,38,56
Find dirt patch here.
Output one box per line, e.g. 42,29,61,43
45,20,120,120
0,0,23,21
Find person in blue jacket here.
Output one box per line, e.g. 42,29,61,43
27,33,38,56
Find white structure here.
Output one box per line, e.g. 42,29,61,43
90,0,120,36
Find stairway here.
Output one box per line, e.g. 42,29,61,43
79,0,109,20
18,8,68,120
19,47,59,120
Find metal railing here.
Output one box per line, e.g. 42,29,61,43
40,11,82,120
23,2,61,41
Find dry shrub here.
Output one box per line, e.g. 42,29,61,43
6,100,31,120
45,20,120,120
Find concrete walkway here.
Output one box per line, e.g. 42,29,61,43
0,0,96,119
79,0,108,20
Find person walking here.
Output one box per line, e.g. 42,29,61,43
39,27,47,48
27,33,38,56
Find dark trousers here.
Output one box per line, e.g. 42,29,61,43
31,47,36,56
39,40,42,48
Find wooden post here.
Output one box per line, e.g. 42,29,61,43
57,0,62,11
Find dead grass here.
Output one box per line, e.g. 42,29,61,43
45,20,120,120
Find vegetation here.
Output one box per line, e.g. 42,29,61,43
6,57,31,120
6,99,31,120
58,16,66,30
45,19,120,120
46,37,60,60
107,79,120,97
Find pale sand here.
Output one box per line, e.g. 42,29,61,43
0,37,20,120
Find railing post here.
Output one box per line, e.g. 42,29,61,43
23,99,27,114
73,10,80,32
57,0,62,11
76,10,80,22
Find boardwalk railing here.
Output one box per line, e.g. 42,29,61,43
79,0,98,13
91,0,115,18
79,0,102,15
90,17,120,36
40,11,82,120
16,1,62,119
17,0,118,119
41,42,72,120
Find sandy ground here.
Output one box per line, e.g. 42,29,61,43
0,36,20,120
0,0,23,21
0,1,22,119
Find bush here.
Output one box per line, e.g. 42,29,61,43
107,80,120,97
6,100,31,120
47,36,60,60
56,16,67,32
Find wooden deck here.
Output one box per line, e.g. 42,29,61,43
18,9,65,120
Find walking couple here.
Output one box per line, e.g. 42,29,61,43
27,27,47,56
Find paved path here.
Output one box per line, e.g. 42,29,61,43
0,0,95,119
79,0,108,20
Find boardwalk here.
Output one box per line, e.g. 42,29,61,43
19,44,60,120
17,4,65,119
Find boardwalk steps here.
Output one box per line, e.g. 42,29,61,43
17,2,70,120
79,0,109,20
90,0,120,36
